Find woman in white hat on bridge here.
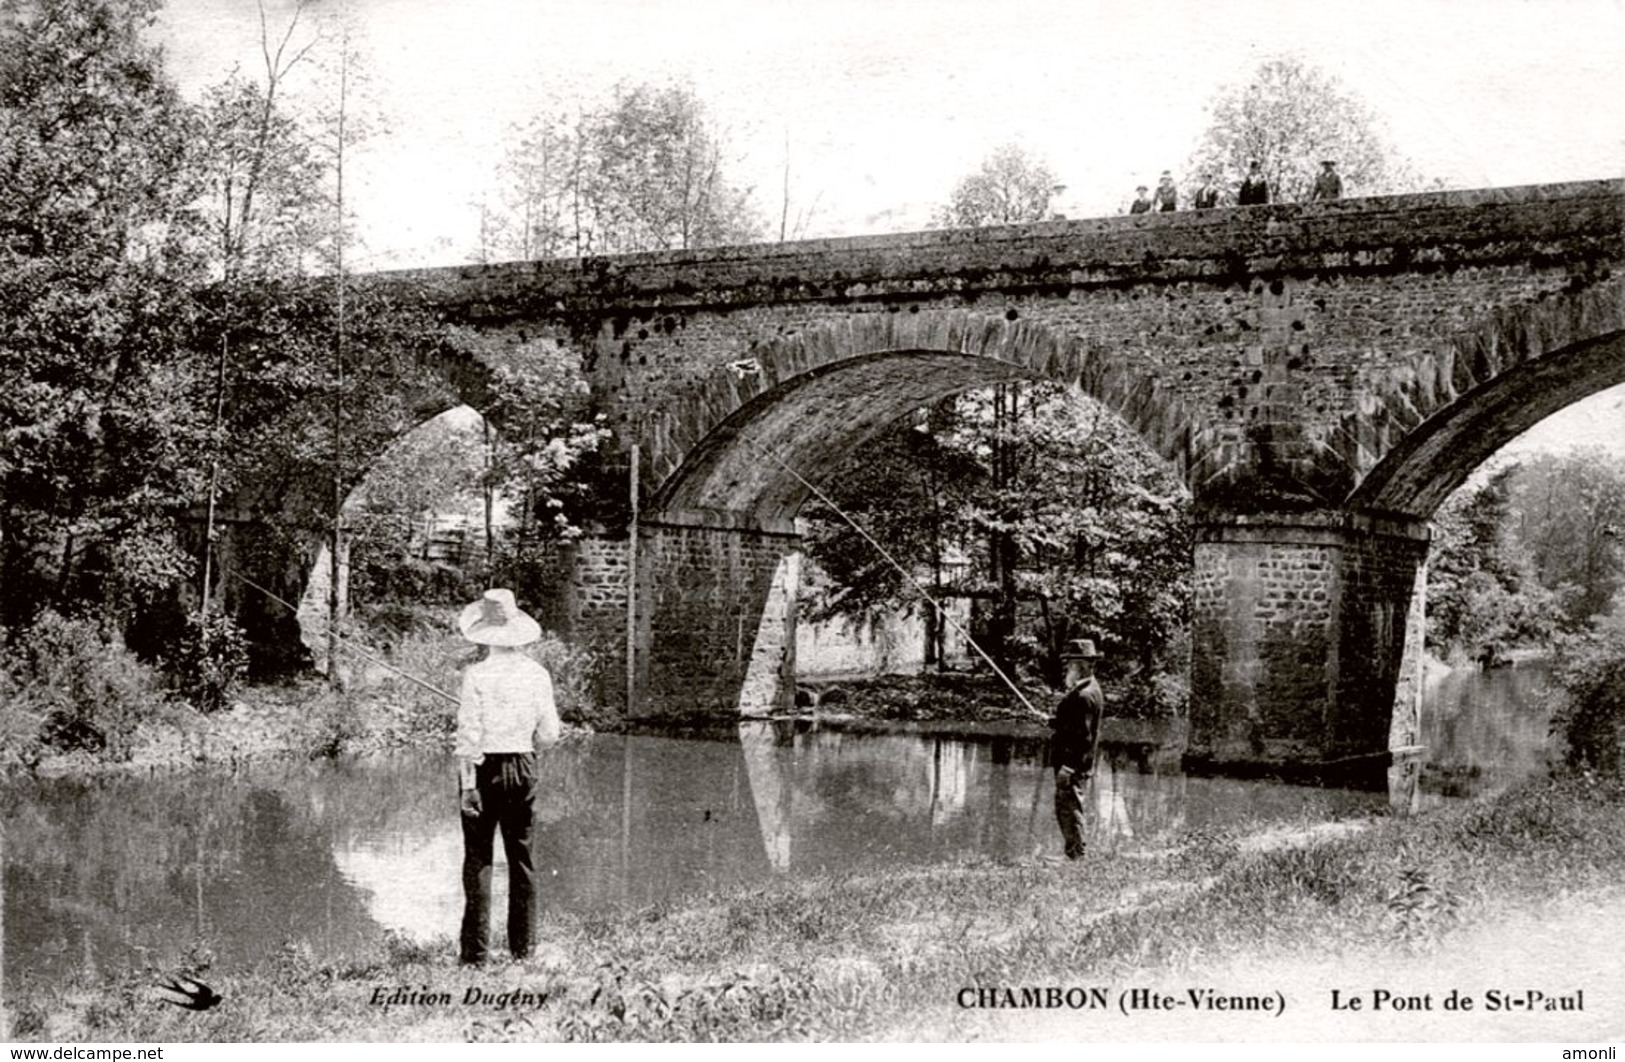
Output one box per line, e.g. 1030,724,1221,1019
454,588,561,965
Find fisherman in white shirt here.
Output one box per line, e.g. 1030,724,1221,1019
454,588,561,965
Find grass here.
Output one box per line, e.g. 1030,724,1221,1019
11,771,1625,1042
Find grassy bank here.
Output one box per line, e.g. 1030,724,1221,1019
10,771,1625,1042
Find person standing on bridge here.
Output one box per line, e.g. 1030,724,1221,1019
1193,172,1221,210
1154,171,1178,212
1238,159,1270,205
1050,638,1105,861
1312,160,1343,201
1129,185,1153,214
454,588,561,965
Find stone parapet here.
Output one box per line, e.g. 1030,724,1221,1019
376,180,1623,318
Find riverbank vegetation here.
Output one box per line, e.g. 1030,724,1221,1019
9,768,1624,1042
0,614,599,775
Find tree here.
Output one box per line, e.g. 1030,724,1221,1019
1004,390,1192,681
193,0,325,279
191,0,330,617
483,109,583,260
934,144,1062,228
1187,57,1420,205
1515,449,1625,627
806,383,1193,693
0,0,212,627
488,82,763,260
447,328,611,544
800,408,983,667
1426,465,1559,659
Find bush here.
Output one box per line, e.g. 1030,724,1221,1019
165,610,250,713
533,632,606,727
344,620,607,740
303,690,366,759
1111,669,1189,719
0,611,174,761
1548,623,1625,773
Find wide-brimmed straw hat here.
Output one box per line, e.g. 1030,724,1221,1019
1061,637,1103,660
458,588,541,647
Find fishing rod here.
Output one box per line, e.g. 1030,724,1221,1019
227,568,460,705
749,441,1045,720
226,438,1049,722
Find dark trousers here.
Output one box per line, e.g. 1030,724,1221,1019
1054,770,1089,859
460,752,537,963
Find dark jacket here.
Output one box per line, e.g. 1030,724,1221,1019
1238,175,1269,205
1049,676,1103,774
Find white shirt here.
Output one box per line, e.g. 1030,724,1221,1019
455,651,561,760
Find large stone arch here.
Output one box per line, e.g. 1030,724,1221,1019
1346,274,1625,517
640,308,1198,525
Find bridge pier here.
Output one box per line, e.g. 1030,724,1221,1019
1188,510,1429,786
629,511,802,720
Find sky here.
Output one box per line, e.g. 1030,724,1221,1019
148,0,1625,456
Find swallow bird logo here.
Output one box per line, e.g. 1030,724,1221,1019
153,973,223,1011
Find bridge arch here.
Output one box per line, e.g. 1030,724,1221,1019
1347,274,1625,517
640,309,1198,524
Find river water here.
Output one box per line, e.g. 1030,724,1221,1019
0,661,1554,991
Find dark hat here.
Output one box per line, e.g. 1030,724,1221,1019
458,588,541,646
1321,159,1337,166
1061,638,1102,660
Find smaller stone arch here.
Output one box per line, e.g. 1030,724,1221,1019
1347,274,1625,518
296,404,498,669
641,308,1199,525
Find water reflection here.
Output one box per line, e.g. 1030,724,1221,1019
2,660,1552,992
1416,659,1554,805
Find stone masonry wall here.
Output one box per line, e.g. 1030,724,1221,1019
1190,512,1430,769
1190,533,1338,762
632,520,800,719
385,179,1624,512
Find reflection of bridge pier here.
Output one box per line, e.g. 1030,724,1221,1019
2,819,8,1040
739,721,793,871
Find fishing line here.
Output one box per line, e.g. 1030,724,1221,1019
747,440,1044,719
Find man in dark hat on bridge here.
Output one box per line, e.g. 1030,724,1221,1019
1237,159,1269,206
1050,637,1105,860
455,588,561,964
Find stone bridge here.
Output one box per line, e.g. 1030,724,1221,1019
362,178,1623,781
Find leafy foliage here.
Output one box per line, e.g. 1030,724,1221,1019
166,608,250,713
1186,56,1422,205
1513,448,1625,628
0,0,214,627
194,55,327,278
806,384,1191,690
1548,618,1625,773
485,81,763,260
1426,450,1625,658
0,610,175,760
933,144,1061,228
1426,465,1561,659
801,407,982,631
462,329,613,539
